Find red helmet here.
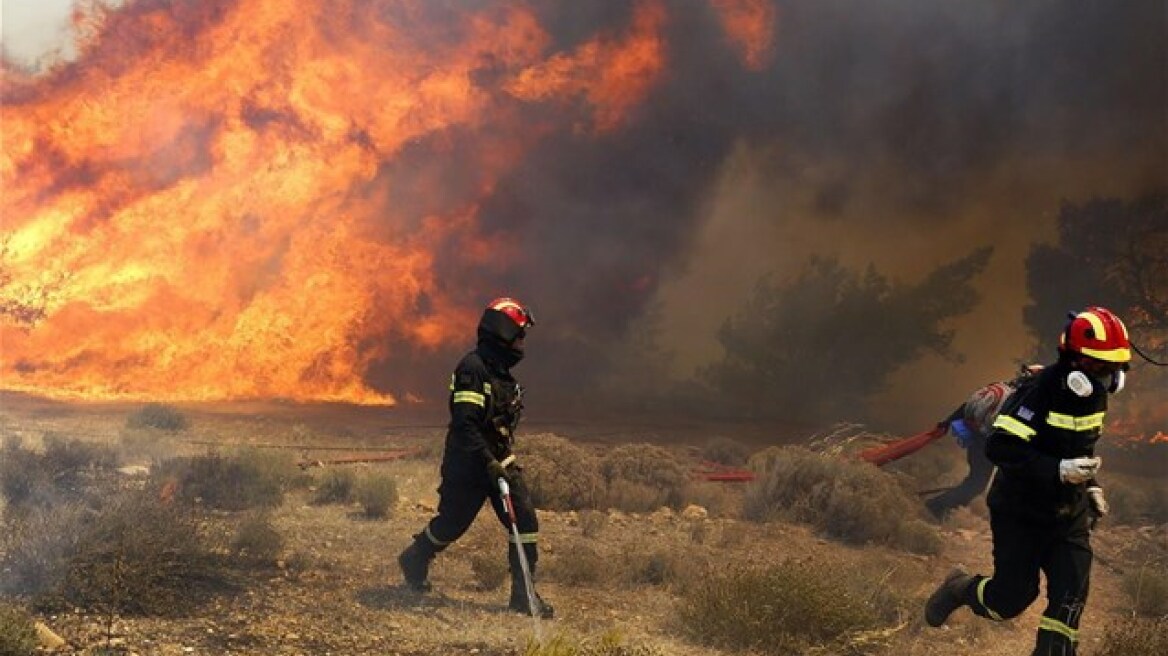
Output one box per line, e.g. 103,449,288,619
478,297,535,347
487,297,535,330
1059,306,1131,363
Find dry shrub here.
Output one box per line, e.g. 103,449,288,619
700,436,754,467
41,433,119,474
125,403,188,431
883,439,960,488
0,502,87,596
356,473,398,519
604,480,664,514
1093,617,1168,656
59,490,229,616
0,435,118,512
685,482,741,519
548,540,608,587
3,489,229,616
1122,562,1168,617
0,602,37,656
153,451,285,511
578,509,607,538
312,469,356,505
469,552,509,591
676,559,882,655
600,444,689,512
231,513,284,564
744,446,942,554
524,630,663,656
516,433,603,511
1105,477,1168,526
618,547,691,589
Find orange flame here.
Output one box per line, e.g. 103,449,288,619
710,0,777,70
0,0,677,404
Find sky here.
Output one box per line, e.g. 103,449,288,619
1,0,79,66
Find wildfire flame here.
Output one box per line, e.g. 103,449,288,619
1,0,774,404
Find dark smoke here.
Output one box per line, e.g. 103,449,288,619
383,1,1165,427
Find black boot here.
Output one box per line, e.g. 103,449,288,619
508,546,553,618
925,568,975,627
398,534,436,592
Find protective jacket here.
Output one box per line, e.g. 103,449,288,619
986,360,1107,525
443,340,524,477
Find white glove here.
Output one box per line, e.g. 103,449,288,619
1087,486,1109,518
1059,457,1101,484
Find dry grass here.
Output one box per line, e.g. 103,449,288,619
1093,617,1168,656
0,602,37,656
524,631,664,656
676,558,884,655
1121,561,1168,617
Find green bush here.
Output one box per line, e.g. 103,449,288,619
744,446,942,554
1093,617,1168,656
356,473,398,518
516,434,604,511
599,444,690,512
126,403,189,431
676,559,882,655
0,603,37,656
312,469,356,505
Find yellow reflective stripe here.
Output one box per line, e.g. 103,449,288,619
977,578,1003,621
1079,345,1130,362
1046,411,1105,431
993,415,1036,441
1038,616,1078,641
453,391,486,406
483,382,492,396
449,374,455,391
1082,312,1107,341
508,532,539,544
424,525,451,546
500,454,517,468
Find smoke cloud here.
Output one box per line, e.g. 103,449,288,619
2,1,1163,431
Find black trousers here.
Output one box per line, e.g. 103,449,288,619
966,508,1093,656
419,461,540,572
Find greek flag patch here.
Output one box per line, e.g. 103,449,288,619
1017,406,1034,422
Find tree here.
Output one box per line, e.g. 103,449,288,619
1024,193,1168,348
704,247,992,424
1024,193,1167,432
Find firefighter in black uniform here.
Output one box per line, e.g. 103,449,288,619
398,297,553,618
925,306,1132,655
924,365,1043,519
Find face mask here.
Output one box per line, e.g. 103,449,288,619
1066,370,1095,398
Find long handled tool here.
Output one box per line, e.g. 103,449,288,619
498,477,543,640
